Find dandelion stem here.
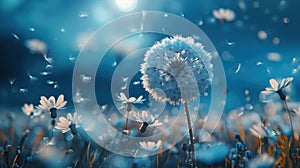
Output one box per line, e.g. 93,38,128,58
183,101,195,167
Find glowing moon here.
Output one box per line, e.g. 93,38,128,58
115,0,137,12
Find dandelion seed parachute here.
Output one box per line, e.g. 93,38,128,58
141,35,213,104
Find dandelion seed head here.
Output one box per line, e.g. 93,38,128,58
141,35,213,104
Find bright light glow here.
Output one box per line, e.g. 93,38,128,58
115,0,137,12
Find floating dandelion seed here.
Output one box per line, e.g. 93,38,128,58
74,89,88,103
122,77,129,82
45,64,54,69
29,27,35,32
60,27,66,33
9,78,15,85
19,88,28,93
133,81,140,85
212,8,235,23
226,41,235,46
11,33,19,40
292,57,297,64
27,72,38,82
139,140,162,151
40,71,52,76
198,20,204,26
53,84,59,89
69,55,76,63
79,11,88,18
120,83,127,90
256,61,263,65
235,63,241,74
43,55,54,64
80,74,92,83
46,80,57,85
112,61,117,67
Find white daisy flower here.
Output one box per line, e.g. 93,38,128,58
259,77,293,102
22,103,41,117
212,8,235,22
139,140,162,151
249,123,267,138
38,94,67,119
117,92,145,111
55,112,80,135
131,110,163,133
117,92,145,104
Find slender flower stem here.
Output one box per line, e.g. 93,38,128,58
184,101,195,167
124,103,132,132
125,110,130,131
282,99,296,162
282,100,295,139
50,119,56,139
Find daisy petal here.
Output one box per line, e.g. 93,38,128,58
120,92,128,101
269,79,278,91
49,96,56,107
283,77,293,88
129,97,136,103
40,96,51,109
56,94,65,106
67,113,72,121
